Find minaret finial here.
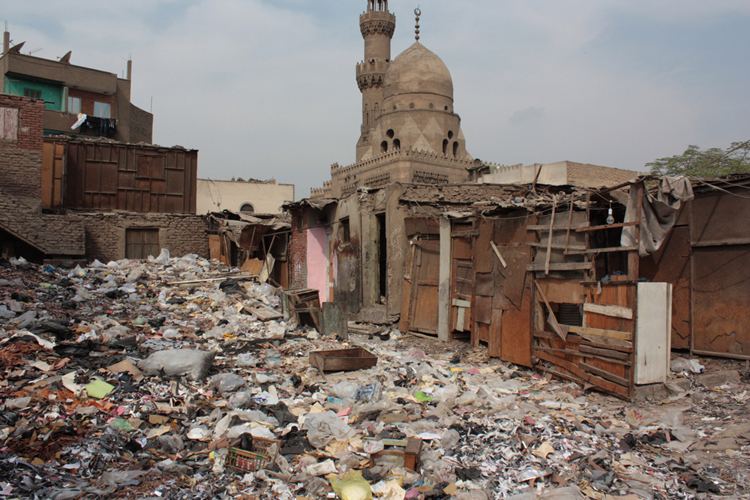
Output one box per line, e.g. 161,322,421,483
414,7,421,42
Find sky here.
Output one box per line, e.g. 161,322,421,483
2,0,749,197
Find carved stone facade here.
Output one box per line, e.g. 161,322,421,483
314,1,473,198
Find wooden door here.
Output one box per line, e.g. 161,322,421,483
125,228,160,260
41,143,65,209
451,236,474,333
408,239,440,335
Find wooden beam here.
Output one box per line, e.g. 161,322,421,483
692,237,750,248
437,218,451,342
528,242,587,251
490,241,507,268
583,303,634,320
527,262,593,272
575,221,638,233
527,224,588,231
545,197,557,275
566,245,638,255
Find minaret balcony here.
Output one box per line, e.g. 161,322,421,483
359,12,396,37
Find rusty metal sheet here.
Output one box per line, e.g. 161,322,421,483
691,191,750,245
452,237,473,260
500,285,532,367
59,140,197,214
692,246,750,358
475,220,494,273
474,296,493,324
474,273,494,297
494,245,531,309
640,226,691,349
404,217,440,236
488,309,503,358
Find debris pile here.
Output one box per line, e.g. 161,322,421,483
0,253,749,498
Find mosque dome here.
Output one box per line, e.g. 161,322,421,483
383,42,454,101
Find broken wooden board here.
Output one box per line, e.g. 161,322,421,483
244,303,283,321
568,326,632,342
583,303,633,320
490,241,507,268
240,258,264,276
535,281,566,341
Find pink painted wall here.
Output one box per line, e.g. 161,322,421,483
306,227,329,302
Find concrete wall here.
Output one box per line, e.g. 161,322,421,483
0,93,43,204
478,161,638,189
128,103,153,144
479,163,569,186
197,179,295,214
1,52,153,143
80,212,208,262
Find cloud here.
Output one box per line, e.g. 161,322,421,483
4,0,749,195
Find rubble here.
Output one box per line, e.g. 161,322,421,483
0,254,749,498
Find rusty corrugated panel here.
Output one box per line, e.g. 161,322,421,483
689,189,750,359
58,139,197,214
640,226,691,349
691,246,750,359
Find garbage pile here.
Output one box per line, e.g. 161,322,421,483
1,253,749,499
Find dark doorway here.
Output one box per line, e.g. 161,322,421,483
377,213,387,301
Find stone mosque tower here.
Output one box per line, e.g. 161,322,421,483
357,1,470,162
312,1,474,198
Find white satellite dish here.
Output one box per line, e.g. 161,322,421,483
71,113,87,130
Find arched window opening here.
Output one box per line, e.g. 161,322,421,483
240,203,255,214
386,129,395,138
448,130,454,139
381,141,388,153
393,138,401,150
442,139,449,155
453,141,459,158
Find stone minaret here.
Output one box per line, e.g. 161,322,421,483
356,0,395,161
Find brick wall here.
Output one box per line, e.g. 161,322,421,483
0,94,43,203
288,212,307,289
79,212,208,262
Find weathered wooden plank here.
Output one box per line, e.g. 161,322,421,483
534,330,634,353
568,326,632,341
527,262,592,272
536,351,630,398
581,362,629,387
579,344,630,361
583,303,634,320
544,199,557,275
536,346,631,366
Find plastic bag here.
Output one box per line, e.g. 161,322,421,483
303,411,352,448
330,471,372,500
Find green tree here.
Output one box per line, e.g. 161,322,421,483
648,140,750,177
